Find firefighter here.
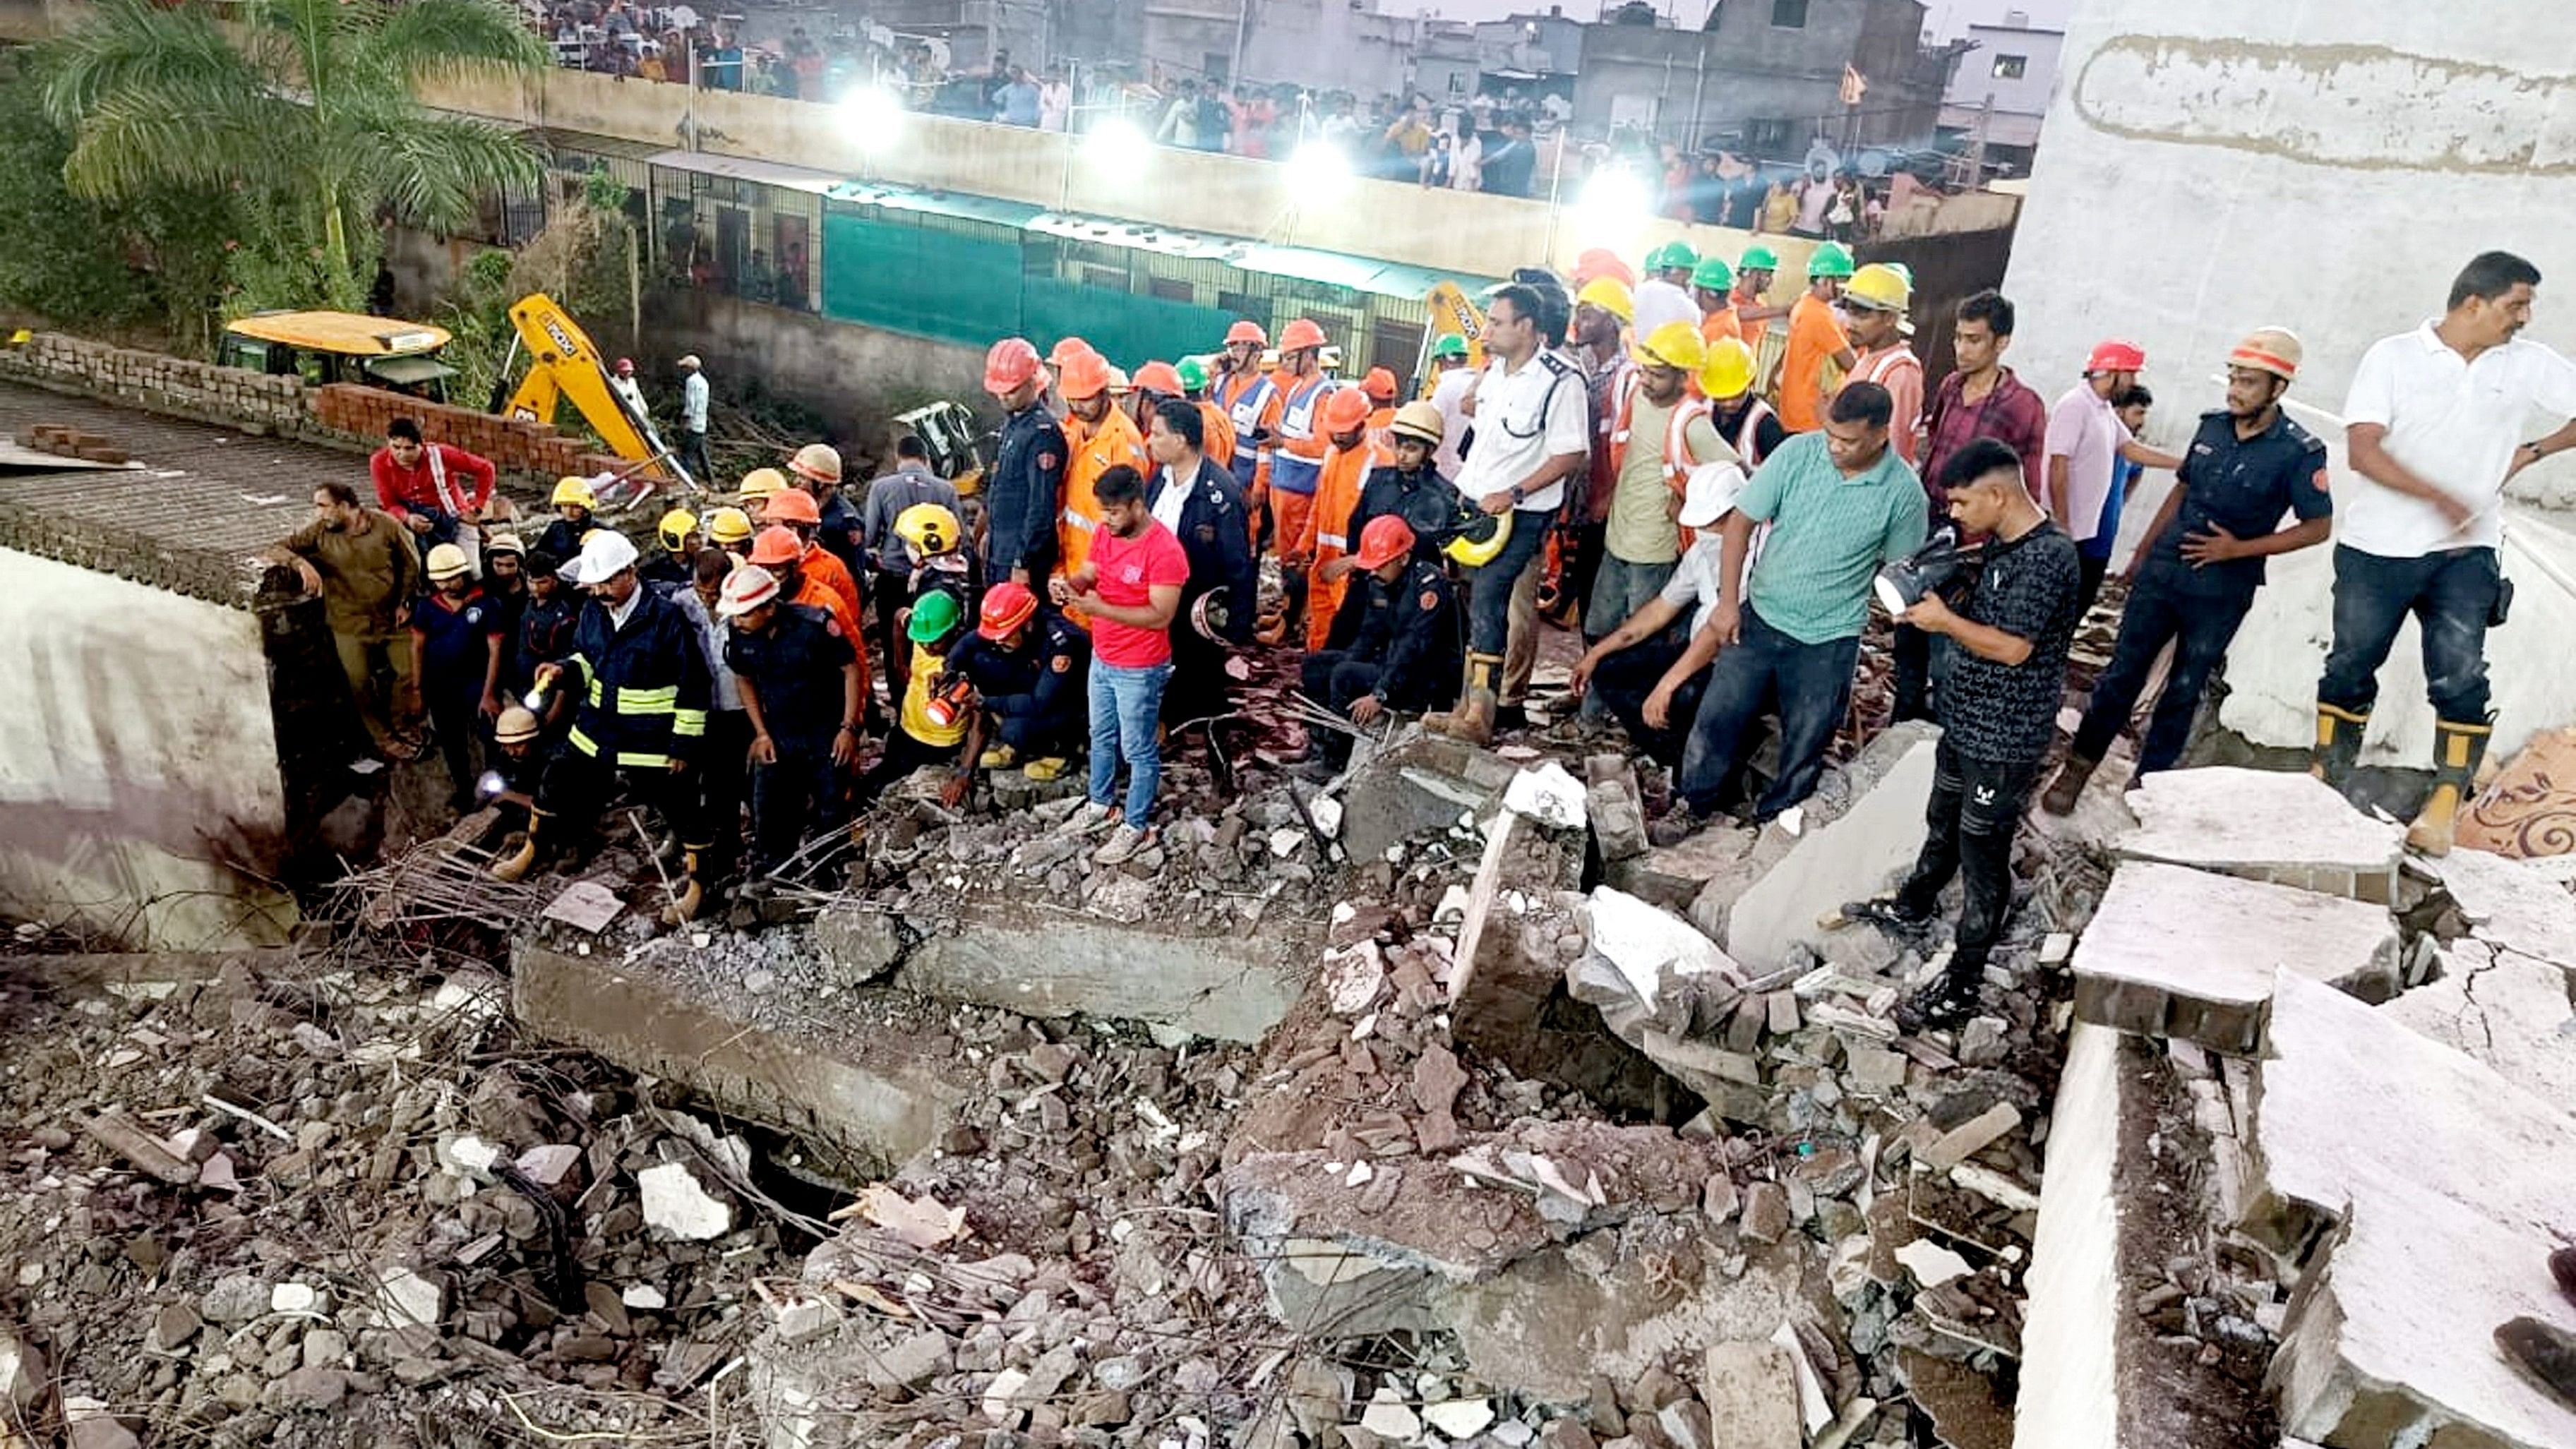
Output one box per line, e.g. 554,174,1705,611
981,337,1069,590
1360,366,1401,447
1299,515,1461,769
410,542,507,814
748,524,858,641
494,531,714,925
855,588,977,810
763,488,865,627
1212,320,1281,539
489,704,552,826
1266,318,1338,573
1305,388,1391,649
946,579,1089,782
787,443,865,579
484,531,529,673
512,546,581,706
535,476,599,561
719,563,864,879
1054,349,1150,596
1334,402,1456,607
1173,357,1238,474
705,506,756,563
737,466,787,523
642,508,699,591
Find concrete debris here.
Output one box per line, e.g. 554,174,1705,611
374,1266,446,1333
1893,1239,1972,1288
636,1162,733,1241
2425,847,2576,968
1585,754,1651,862
2382,944,2576,1111
1503,760,1590,830
2116,765,2403,903
1701,1341,1802,1449
845,1184,964,1249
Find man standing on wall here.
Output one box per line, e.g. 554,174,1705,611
2312,250,2576,855
371,418,498,577
268,481,428,762
677,355,712,486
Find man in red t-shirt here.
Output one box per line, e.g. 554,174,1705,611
371,417,499,572
1051,464,1188,865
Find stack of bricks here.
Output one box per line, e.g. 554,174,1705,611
0,331,307,435
18,424,128,464
306,383,628,483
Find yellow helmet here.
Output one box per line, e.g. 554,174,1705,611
551,476,598,510
1631,320,1708,375
657,508,699,553
1442,508,1513,568
1842,263,1912,315
705,506,755,546
894,502,961,558
738,467,788,503
1574,276,1634,325
1700,336,1757,401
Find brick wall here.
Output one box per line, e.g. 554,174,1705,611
306,385,626,483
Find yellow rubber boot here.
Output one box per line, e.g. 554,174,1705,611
1428,653,1502,746
490,811,547,882
661,847,707,925
2308,704,2370,790
2406,718,2493,858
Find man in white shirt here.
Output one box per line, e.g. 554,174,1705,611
677,354,712,488
2314,250,2576,855
1427,282,1590,744
1427,335,1476,478
1567,459,1748,765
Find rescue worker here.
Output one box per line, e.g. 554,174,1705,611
535,476,599,562
854,588,976,810
1691,256,1739,351
1299,515,1461,769
705,506,756,563
737,467,787,524
1572,248,1635,291
1360,367,1401,449
891,501,978,632
372,418,499,574
1047,336,1098,409
410,541,507,812
788,443,867,579
1562,276,1637,632
1266,319,1340,584
1426,333,1475,478
1780,241,1859,433
1633,241,1699,338
483,532,529,675
1842,263,1924,464
1142,400,1254,723
643,508,700,591
1732,245,1787,347
1055,349,1150,598
488,704,552,828
748,524,859,642
267,481,426,761
1127,361,1183,435
2047,341,2183,611
1703,337,1785,468
719,563,864,879
1304,388,1391,649
946,579,1089,781
1334,402,1457,599
681,547,751,890
982,337,1069,589
862,445,964,699
1593,322,1725,667
496,531,714,925
1173,357,1238,474
766,487,868,645
513,548,580,705
1569,459,1751,766
1213,320,1283,542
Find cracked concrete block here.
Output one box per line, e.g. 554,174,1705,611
1700,1341,1802,1449
2426,850,2576,970
1584,756,1650,862
2070,861,2402,1054
2382,946,2576,1114
2255,971,2576,1449
892,898,1305,1042
2114,767,2404,902
1690,723,1940,972
2013,1023,2130,1449
1605,824,1761,913
1338,728,1518,862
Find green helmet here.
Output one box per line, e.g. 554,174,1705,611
1805,241,1856,279
1175,357,1210,393
1690,256,1736,293
1431,333,1470,361
906,588,963,644
1738,244,1780,272
1644,241,1699,273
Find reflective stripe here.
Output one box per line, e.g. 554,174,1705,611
1269,453,1324,495
617,685,680,711
1062,510,1096,532
614,750,671,769
1317,531,1348,550
671,709,707,738
568,726,600,757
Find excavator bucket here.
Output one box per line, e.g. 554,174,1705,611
499,294,696,509
890,401,988,497
1418,281,1490,398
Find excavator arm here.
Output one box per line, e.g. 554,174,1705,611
498,293,697,506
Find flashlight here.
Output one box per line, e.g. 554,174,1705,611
1872,525,1965,616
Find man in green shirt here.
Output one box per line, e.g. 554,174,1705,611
268,480,428,760
1663,381,1927,834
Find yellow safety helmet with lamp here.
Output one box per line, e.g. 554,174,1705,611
894,502,962,559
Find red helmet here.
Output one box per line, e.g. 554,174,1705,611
978,580,1039,640
1323,387,1372,434
765,488,822,526
984,337,1041,394
2085,339,2147,374
748,525,801,567
1354,514,1416,570
614,357,635,375
1225,319,1268,347
1362,366,1398,402
1572,247,1636,289
1132,361,1185,396
1278,318,1328,353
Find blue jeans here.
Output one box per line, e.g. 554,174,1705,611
1088,659,1172,829
1679,605,1859,819
1463,508,1552,657
2317,544,2500,723
2070,563,2253,775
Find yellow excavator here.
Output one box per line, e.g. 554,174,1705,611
492,293,697,509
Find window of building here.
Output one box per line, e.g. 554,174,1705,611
1991,54,2027,78
1770,0,1806,28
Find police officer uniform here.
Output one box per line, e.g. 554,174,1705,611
1329,459,1460,647
947,608,1091,760
985,400,1068,586
1301,557,1461,764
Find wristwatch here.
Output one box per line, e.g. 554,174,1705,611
1507,484,1527,505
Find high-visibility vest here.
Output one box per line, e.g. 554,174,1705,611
1607,382,1717,501
1307,438,1394,651
1851,344,1924,462
1715,397,1778,469
1216,371,1279,481
1267,375,1337,497
1056,407,1149,586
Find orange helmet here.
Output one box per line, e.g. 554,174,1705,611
1058,349,1115,401
1225,319,1267,347
1278,318,1328,354
748,525,801,567
1132,360,1184,396
1354,514,1417,571
1573,247,1636,289
1323,387,1372,434
984,337,1041,394
766,488,822,526
1048,336,1098,369
1361,367,1398,402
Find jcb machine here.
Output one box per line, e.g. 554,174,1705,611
491,294,696,508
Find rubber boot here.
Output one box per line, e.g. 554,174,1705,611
661,846,707,925
2308,704,2370,790
490,810,548,882
1427,652,1502,746
2038,754,2098,816
2497,1316,2576,1410
2552,1246,2576,1306
2406,717,2492,858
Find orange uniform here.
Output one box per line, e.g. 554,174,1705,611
1055,404,1150,589
1215,367,1282,527
1699,307,1739,350
1730,285,1769,347
1197,399,1238,474
801,543,863,630
1266,371,1337,566
1304,435,1394,649
1778,292,1852,433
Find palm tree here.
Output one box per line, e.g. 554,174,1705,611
41,0,547,308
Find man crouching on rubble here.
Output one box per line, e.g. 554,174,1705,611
1844,438,2083,1030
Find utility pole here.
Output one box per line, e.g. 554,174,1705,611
1230,0,1250,92
1965,91,1991,186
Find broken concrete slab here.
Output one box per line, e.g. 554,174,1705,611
2425,848,2576,968
513,942,969,1172
2256,970,2576,1449
1701,1340,1802,1449
2381,946,2576,1113
1584,754,1649,862
873,897,1309,1043
1689,723,1939,972
2011,1024,2131,1449
2070,861,2401,1054
1338,728,1521,864
2115,766,2404,904
1605,823,1761,913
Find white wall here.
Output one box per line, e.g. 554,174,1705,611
2006,0,2576,762
0,549,294,947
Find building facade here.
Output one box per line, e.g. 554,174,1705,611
1937,18,2062,171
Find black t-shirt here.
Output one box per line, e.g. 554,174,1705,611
1937,521,2082,765
724,603,856,745
2149,409,2332,596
